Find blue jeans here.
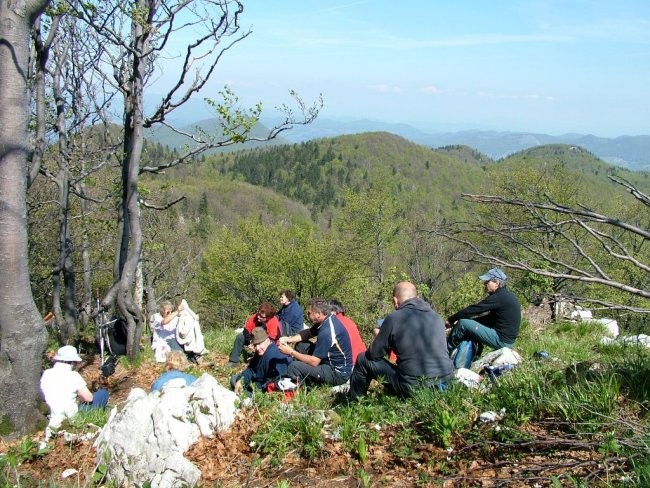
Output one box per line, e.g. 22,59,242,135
79,389,109,411
448,319,513,351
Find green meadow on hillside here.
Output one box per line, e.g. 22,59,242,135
10,313,648,486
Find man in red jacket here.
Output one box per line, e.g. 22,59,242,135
329,299,366,365
228,302,281,368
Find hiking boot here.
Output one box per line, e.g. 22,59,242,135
227,361,239,369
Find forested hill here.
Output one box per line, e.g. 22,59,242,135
498,144,650,191
195,132,647,221
213,132,490,217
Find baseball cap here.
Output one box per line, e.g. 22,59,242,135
479,268,507,282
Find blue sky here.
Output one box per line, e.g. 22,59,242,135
157,1,650,137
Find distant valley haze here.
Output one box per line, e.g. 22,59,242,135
149,1,650,146
146,98,650,172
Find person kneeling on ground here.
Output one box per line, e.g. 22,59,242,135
151,350,197,392
40,345,109,435
278,297,353,387
446,267,521,354
348,282,454,400
228,302,281,368
231,327,292,398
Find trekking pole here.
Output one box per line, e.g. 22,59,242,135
96,291,105,368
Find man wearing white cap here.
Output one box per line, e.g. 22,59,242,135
446,268,521,352
40,345,109,432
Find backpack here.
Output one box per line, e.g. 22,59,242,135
265,375,298,402
450,340,480,369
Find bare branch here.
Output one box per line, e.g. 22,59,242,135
609,174,650,207
138,195,185,210
463,193,650,240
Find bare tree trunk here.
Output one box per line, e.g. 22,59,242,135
103,0,151,358
51,32,78,342
0,0,51,437
77,178,93,328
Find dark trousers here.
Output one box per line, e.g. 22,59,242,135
287,361,347,386
229,332,247,363
349,352,450,400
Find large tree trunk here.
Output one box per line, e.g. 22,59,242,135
103,0,152,358
0,0,51,437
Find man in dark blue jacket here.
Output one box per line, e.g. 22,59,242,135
446,268,521,352
348,282,454,400
231,327,292,397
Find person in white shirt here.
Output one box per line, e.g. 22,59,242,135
150,300,184,362
40,345,109,434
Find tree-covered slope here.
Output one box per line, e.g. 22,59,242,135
212,131,490,217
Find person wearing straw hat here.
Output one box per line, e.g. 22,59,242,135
40,345,109,433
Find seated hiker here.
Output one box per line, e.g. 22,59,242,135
446,268,521,355
151,350,197,392
228,302,281,368
175,299,208,362
40,345,109,435
278,297,353,387
277,289,305,335
374,318,397,363
329,299,366,365
151,300,184,363
231,327,292,398
348,282,454,401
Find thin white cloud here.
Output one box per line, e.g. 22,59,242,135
420,85,455,96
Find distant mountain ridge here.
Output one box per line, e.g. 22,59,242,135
261,117,650,171
145,116,650,172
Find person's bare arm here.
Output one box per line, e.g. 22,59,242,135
77,385,94,403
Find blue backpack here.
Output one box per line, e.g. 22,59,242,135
451,340,479,369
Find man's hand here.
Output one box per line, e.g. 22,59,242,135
233,379,242,396
277,342,294,357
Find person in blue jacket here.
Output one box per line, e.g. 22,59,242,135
277,289,305,335
231,327,292,397
151,351,197,392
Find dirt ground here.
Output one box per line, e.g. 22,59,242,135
1,303,629,487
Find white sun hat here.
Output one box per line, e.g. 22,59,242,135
54,345,82,362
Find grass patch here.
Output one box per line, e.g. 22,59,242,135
241,317,649,484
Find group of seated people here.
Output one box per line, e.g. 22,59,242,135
39,267,520,433
228,268,521,401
